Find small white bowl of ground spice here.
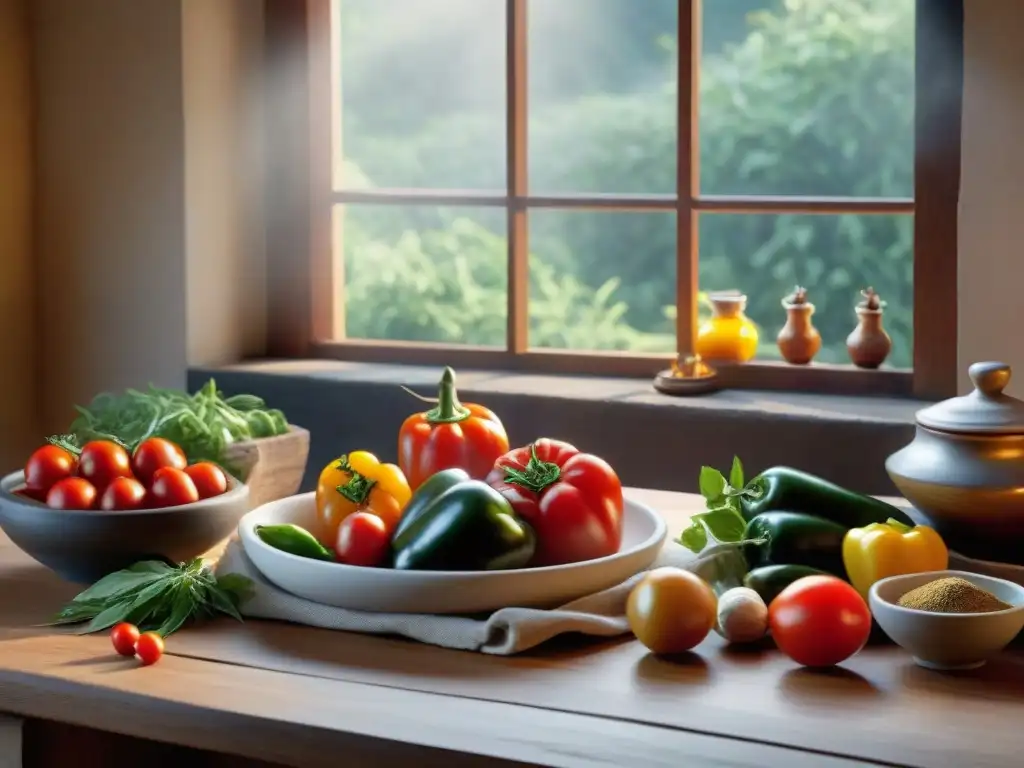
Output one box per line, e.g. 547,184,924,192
869,570,1024,671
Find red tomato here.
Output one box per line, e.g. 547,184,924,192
110,622,141,657
45,477,98,510
184,462,228,499
148,467,200,508
99,476,147,511
485,438,624,566
78,440,133,491
134,631,164,666
768,575,872,668
24,445,77,493
132,437,187,486
334,512,391,567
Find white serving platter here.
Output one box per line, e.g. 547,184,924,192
238,492,667,615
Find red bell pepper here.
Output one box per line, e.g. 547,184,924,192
398,367,510,491
485,438,624,566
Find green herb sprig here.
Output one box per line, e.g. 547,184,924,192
678,456,764,554
48,559,255,638
53,379,289,471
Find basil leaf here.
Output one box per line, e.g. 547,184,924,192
78,599,136,634
216,573,255,606
697,509,748,544
698,466,726,503
48,599,108,626
205,585,244,622
155,585,197,637
68,560,172,605
126,579,179,628
729,456,744,490
678,522,708,553
79,578,171,634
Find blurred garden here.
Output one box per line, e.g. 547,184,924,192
337,0,915,365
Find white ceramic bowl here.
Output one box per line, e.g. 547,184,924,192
238,492,667,614
869,569,1024,671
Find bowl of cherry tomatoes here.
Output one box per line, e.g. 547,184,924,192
0,437,250,584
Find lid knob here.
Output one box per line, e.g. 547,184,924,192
969,361,1012,397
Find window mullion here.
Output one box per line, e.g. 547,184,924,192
506,0,529,354
676,0,700,359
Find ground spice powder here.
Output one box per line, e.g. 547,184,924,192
897,577,1011,614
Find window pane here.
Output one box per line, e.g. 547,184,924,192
337,0,506,190
529,211,675,352
699,0,915,197
338,205,507,345
527,0,677,194
698,212,913,367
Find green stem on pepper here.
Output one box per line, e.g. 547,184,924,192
503,446,561,494
885,517,913,534
334,454,376,504
424,367,471,424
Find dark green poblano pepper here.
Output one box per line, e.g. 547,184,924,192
391,479,535,572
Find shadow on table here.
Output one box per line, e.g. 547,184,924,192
632,651,713,689
777,666,884,703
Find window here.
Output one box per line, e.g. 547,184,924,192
264,0,962,398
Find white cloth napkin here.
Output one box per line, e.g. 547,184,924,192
214,539,747,655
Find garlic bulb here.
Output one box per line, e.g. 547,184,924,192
715,587,768,644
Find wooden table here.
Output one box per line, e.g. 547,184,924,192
0,488,1020,768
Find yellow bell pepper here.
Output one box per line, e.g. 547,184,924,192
842,518,949,599
314,451,412,545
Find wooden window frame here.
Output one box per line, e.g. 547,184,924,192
264,0,963,399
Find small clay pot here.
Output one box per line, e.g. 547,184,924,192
847,307,892,369
777,300,822,365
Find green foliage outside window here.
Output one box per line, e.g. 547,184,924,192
341,0,915,367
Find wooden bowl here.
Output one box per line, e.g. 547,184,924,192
224,425,310,510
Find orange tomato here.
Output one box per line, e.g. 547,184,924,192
626,567,717,654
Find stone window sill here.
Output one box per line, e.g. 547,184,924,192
188,360,927,496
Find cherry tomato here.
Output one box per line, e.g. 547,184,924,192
110,622,141,657
626,567,718,654
768,575,872,668
45,477,98,510
132,437,187,486
78,440,133,491
134,631,164,666
334,512,391,567
148,467,200,508
24,445,77,493
99,476,147,511
184,462,228,499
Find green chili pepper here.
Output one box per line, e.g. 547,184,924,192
246,410,278,439
255,524,334,561
741,511,848,577
743,564,829,605
739,466,914,528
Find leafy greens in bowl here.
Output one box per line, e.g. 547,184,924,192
53,379,290,476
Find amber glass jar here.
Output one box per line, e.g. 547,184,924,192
695,292,759,363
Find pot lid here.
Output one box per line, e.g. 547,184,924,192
917,362,1024,434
